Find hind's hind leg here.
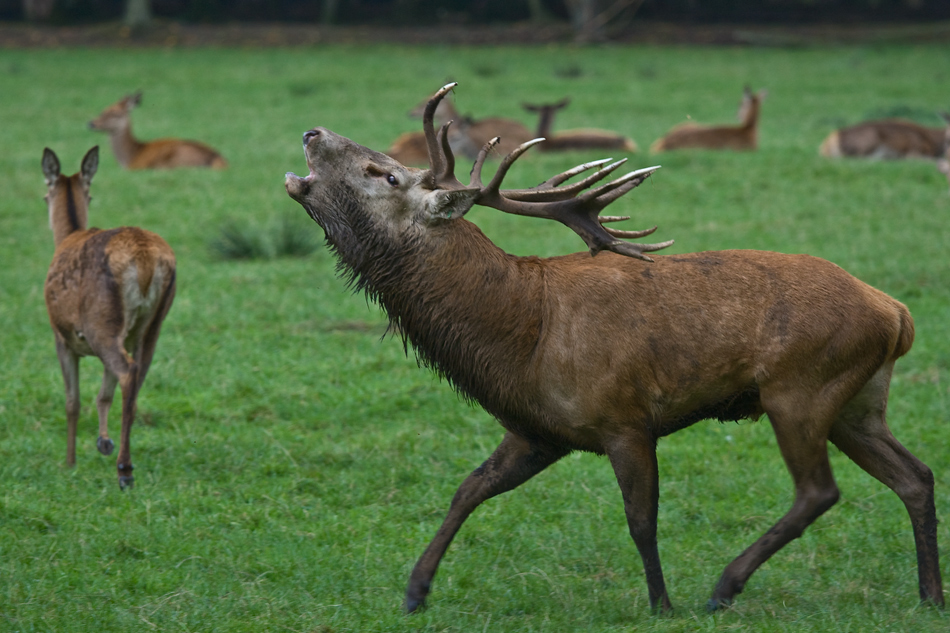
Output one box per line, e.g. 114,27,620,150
95,369,117,455
829,363,943,606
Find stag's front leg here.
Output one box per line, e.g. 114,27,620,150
606,434,672,613
405,432,568,613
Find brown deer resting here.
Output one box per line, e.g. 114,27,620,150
523,98,637,152
89,91,228,170
43,146,177,489
402,92,536,160
650,86,767,152
387,127,481,167
819,115,950,159
285,84,942,614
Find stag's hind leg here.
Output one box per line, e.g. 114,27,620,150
828,363,943,606
405,432,568,613
709,392,841,610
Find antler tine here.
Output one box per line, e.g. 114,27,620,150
538,158,613,189
436,121,458,185
502,159,629,202
607,238,676,262
469,137,501,187
603,224,659,239
483,138,547,195
424,83,458,178
579,165,660,205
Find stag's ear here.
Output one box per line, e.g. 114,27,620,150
422,187,479,222
42,148,61,185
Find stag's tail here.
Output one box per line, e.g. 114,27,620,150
893,302,915,360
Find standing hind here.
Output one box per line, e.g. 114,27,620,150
43,146,176,488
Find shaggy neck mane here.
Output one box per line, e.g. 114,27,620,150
314,191,545,422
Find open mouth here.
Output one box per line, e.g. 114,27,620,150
284,130,321,198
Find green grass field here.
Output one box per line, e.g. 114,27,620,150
1,42,949,632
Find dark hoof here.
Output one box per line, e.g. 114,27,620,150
405,595,426,614
707,597,731,612
118,475,135,490
97,436,115,455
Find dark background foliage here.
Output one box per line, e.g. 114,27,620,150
3,0,950,26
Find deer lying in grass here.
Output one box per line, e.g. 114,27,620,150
285,83,942,615
89,91,227,169
405,92,535,159
386,126,480,166
43,146,177,489
522,98,637,152
650,86,767,152
819,114,950,159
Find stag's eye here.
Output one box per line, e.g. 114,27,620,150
386,174,399,187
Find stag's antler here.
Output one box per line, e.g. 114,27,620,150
423,83,673,261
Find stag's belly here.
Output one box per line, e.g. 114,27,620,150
528,248,895,447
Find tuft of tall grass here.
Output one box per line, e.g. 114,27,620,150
209,213,318,260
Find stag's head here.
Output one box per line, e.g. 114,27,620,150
285,83,672,267
285,127,479,254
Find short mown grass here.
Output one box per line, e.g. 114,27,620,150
1,43,949,632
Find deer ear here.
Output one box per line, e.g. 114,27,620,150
42,148,61,185
423,188,479,222
80,146,99,186
127,90,143,109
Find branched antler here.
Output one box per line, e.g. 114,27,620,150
422,83,673,261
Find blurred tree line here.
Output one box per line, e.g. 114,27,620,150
10,0,950,30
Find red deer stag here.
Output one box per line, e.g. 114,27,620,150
285,83,942,615
650,86,767,152
88,91,227,169
522,97,637,152
820,114,950,159
43,146,177,489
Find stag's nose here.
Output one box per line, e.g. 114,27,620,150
303,128,322,147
